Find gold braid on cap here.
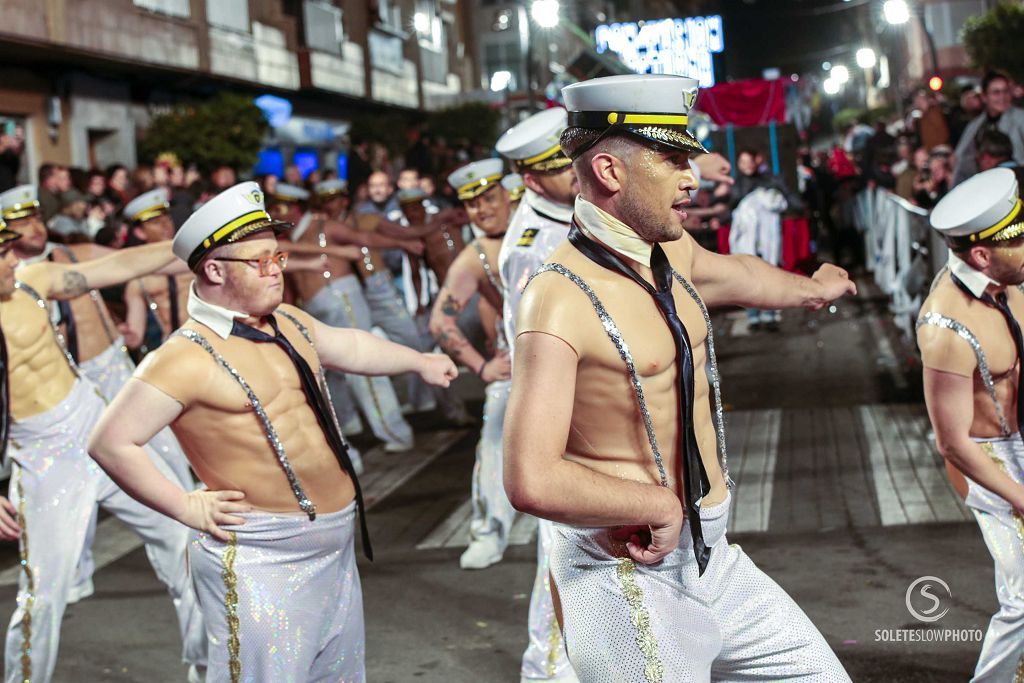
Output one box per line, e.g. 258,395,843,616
950,199,1024,248
516,142,573,174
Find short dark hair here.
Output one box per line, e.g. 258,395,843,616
977,129,1013,161
38,162,60,185
982,70,1010,93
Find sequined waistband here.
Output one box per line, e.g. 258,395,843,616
223,499,356,536
11,377,104,436
972,435,1024,461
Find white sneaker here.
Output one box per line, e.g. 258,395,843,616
459,535,504,570
384,439,415,453
187,664,207,683
66,577,94,605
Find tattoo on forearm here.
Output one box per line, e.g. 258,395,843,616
60,270,89,297
440,293,465,316
437,326,470,360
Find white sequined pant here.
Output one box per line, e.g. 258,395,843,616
549,492,850,682
189,502,365,683
522,518,577,680
304,275,413,447
967,437,1024,682
470,379,515,546
4,379,207,683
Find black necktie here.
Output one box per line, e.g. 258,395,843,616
568,223,712,575
0,320,9,461
167,276,181,332
56,300,78,362
231,314,373,560
951,273,1024,438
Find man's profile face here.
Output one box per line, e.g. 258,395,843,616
139,213,175,243
737,152,757,177
615,147,696,244
528,166,578,206
9,215,47,256
367,173,392,203
401,201,427,225
324,196,348,217
464,185,511,237
0,247,17,297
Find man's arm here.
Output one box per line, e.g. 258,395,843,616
428,255,509,381
924,367,1024,513
46,241,175,300
287,241,363,261
88,378,250,541
689,237,856,310
121,280,148,349
324,217,423,254
311,316,457,386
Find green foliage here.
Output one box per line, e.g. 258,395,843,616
349,111,416,155
962,3,1024,83
138,93,269,174
426,102,501,149
833,108,865,132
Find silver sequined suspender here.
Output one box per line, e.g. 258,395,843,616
14,280,81,377
473,240,504,296
917,312,1012,437
175,327,318,519
671,270,732,487
531,263,670,487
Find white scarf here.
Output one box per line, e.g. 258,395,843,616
573,196,653,267
186,282,253,339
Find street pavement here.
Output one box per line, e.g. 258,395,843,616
0,280,999,681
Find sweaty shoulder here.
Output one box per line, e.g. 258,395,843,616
277,303,318,342
917,282,976,377
16,262,51,299
133,332,216,407
517,268,592,357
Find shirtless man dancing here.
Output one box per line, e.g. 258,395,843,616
429,159,515,570
0,224,205,682
89,182,457,682
917,168,1024,681
504,74,855,682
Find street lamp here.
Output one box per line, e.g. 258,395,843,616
883,0,910,25
530,0,560,29
831,64,850,85
856,47,876,69
824,77,840,95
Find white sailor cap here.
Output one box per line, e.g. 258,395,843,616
173,181,291,270
0,215,18,247
932,168,1023,247
313,179,348,199
0,185,40,221
448,159,505,201
123,188,170,224
396,187,428,206
501,173,524,200
495,108,572,174
561,74,708,159
269,183,310,204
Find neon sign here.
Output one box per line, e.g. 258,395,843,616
594,16,725,87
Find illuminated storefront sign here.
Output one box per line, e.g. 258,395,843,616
594,16,725,87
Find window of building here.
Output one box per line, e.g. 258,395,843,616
414,1,444,52
133,0,190,19
373,0,403,34
206,0,249,33
484,40,521,91
304,0,345,54
369,29,405,74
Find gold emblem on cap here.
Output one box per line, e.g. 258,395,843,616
683,87,698,110
245,189,264,205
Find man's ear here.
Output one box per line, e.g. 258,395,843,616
589,151,625,194
968,244,992,270
200,258,227,285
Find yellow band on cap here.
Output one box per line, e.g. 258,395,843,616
132,203,169,224
521,143,563,167
971,199,1023,242
457,173,503,200
2,201,40,220
202,210,271,249
606,113,689,126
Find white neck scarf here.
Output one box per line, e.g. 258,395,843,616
186,282,254,340
947,249,1000,298
573,196,653,267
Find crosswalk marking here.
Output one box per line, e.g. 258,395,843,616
0,429,469,588
415,500,538,550
727,409,782,533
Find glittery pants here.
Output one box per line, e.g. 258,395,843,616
549,493,850,682
189,502,365,683
4,379,207,683
304,275,413,447
966,437,1024,682
470,379,515,547
522,518,577,680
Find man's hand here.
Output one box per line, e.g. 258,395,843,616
401,240,425,256
611,495,683,565
694,152,734,187
419,352,458,387
807,263,857,310
480,350,512,383
0,498,20,541
176,489,251,542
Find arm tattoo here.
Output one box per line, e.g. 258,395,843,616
60,270,89,297
437,326,471,360
440,292,465,316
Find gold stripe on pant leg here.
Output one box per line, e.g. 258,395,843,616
16,468,34,683
222,531,240,683
612,545,664,683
